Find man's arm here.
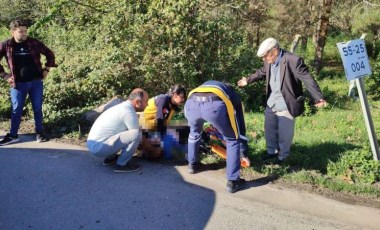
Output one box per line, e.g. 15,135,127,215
30,38,56,69
154,96,167,135
246,65,267,83
0,41,8,78
238,65,267,87
293,57,325,103
39,42,57,68
0,41,15,87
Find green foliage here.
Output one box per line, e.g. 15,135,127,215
327,148,380,184
367,53,380,97
351,5,380,38
28,0,260,127
0,95,11,118
284,170,380,196
243,77,380,196
0,0,43,26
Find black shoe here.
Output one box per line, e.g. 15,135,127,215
261,153,277,161
113,162,141,173
103,154,119,166
187,162,201,174
273,158,285,165
36,132,47,143
0,133,20,146
227,178,246,193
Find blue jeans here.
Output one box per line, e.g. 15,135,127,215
87,129,141,166
184,97,241,181
10,80,44,136
162,132,187,160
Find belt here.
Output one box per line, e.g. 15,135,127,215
192,95,222,102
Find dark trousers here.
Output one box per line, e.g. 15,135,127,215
184,96,240,180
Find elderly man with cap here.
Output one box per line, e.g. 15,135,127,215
238,38,327,164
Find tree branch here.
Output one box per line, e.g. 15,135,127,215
68,0,111,13
362,0,380,7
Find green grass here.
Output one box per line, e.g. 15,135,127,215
199,77,380,197
236,77,380,197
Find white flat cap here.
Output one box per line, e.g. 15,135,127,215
257,38,279,57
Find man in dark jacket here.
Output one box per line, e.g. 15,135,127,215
238,38,326,163
0,20,56,145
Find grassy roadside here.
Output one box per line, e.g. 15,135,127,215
195,77,380,199
239,77,380,198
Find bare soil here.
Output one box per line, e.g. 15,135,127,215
2,120,380,210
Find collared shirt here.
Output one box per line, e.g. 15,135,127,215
273,49,283,67
0,37,56,81
267,49,287,111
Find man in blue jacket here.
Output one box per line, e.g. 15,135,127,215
185,80,250,193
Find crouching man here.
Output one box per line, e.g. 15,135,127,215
87,88,149,173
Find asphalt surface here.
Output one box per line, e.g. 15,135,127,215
1,131,379,230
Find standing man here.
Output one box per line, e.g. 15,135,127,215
185,80,250,193
0,20,56,145
87,88,149,173
238,38,327,164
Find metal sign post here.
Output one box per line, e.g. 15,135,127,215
337,38,380,161
356,78,380,160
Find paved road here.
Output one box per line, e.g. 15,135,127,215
0,132,379,230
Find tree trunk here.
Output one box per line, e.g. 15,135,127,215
255,26,261,48
290,34,302,53
301,36,308,54
313,0,332,76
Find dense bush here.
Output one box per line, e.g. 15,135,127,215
26,0,261,128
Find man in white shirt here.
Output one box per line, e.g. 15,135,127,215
87,88,149,173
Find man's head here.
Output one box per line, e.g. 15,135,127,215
257,38,280,64
169,84,187,106
128,88,149,112
10,20,28,43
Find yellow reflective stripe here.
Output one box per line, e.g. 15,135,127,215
188,87,238,138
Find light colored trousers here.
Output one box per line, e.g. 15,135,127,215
264,107,295,160
87,129,141,166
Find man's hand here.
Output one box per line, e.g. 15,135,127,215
42,68,50,79
241,157,251,167
237,77,248,87
4,73,15,88
315,99,327,108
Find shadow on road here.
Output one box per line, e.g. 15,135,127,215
0,145,215,229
